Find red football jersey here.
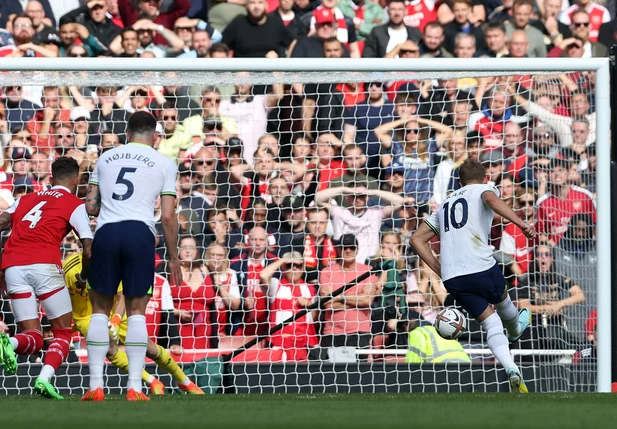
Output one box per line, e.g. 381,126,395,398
561,4,610,43
1,186,92,269
536,186,596,244
404,0,438,32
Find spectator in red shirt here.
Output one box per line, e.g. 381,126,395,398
118,0,190,45
230,226,279,336
560,0,610,43
259,252,318,361
500,188,536,276
171,236,216,350
314,133,345,191
26,86,71,153
536,158,596,245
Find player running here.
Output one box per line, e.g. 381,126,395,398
83,111,182,402
63,253,204,395
411,158,535,393
0,157,93,400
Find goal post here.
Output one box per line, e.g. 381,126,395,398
0,57,611,393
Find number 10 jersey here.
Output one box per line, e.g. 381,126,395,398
424,184,500,281
90,142,177,235
1,186,92,269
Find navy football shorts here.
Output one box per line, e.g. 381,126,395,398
88,220,155,297
443,263,507,319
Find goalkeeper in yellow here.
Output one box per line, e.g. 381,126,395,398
64,253,203,395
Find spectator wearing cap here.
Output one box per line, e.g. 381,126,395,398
70,105,93,149
537,158,596,245
382,160,405,195
26,86,71,153
328,144,379,207
230,226,279,336
510,87,596,148
299,0,360,58
276,195,307,255
318,234,378,354
222,0,293,58
61,0,123,49
315,186,410,263
176,161,209,226
503,0,547,58
259,251,318,361
225,137,244,168
343,81,395,173
362,0,422,58
290,9,350,58
219,82,284,164
118,0,190,46
480,149,505,185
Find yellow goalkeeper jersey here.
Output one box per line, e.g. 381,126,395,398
63,254,124,322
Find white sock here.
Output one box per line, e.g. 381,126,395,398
39,364,55,382
125,315,148,393
86,313,110,390
10,337,18,350
481,312,519,374
495,295,520,337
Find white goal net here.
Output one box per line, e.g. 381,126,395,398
0,58,611,394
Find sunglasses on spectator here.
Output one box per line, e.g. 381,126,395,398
195,160,215,166
205,124,223,131
518,200,535,207
536,251,552,257
405,128,419,134
204,97,221,105
400,49,419,55
175,26,194,32
162,115,177,120
285,263,302,269
5,86,21,91
69,52,87,57
573,22,589,27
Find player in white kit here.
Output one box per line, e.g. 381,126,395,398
82,111,182,401
411,158,536,393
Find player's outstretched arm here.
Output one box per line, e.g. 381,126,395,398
410,222,441,277
160,194,182,286
482,191,536,239
85,184,101,217
0,212,12,232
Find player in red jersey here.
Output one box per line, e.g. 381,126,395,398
0,157,93,400
536,158,596,245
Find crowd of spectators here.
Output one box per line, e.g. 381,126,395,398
0,0,602,362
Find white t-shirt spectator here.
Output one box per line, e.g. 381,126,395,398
330,205,384,263
219,95,268,164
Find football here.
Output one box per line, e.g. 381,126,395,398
435,308,467,340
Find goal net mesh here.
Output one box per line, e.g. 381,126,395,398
0,69,598,394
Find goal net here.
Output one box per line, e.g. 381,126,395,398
0,58,610,394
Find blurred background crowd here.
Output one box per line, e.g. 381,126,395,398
0,0,601,364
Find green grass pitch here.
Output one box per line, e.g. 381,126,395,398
1,393,617,429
